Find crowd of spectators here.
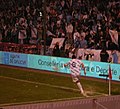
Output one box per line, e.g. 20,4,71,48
0,0,120,63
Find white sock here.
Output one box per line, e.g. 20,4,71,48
77,82,84,94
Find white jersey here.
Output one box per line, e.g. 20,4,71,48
68,59,83,77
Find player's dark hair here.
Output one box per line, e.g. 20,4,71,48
72,55,76,59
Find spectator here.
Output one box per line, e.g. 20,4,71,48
87,37,95,49
0,0,120,59
100,48,109,62
65,22,73,44
52,42,61,57
80,35,87,49
109,50,118,63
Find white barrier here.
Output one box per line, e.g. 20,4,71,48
1,95,120,109
77,49,120,64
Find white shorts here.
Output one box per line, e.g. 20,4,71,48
71,75,80,83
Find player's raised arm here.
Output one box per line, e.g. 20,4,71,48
81,63,86,76
64,63,69,67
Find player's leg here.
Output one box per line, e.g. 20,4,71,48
72,76,88,97
77,81,88,97
76,80,84,94
72,76,84,94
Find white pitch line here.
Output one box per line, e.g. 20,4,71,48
0,76,107,96
0,76,79,92
0,75,108,107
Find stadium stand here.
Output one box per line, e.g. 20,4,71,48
0,0,120,63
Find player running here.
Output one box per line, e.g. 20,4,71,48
64,55,87,97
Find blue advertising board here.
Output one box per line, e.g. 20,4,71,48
28,54,70,73
0,51,120,81
3,52,28,67
0,51,3,64
82,60,120,81
28,54,120,81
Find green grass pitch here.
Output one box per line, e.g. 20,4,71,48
0,65,120,106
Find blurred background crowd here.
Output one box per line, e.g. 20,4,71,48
0,0,120,63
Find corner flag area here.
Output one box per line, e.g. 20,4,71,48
0,65,120,106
